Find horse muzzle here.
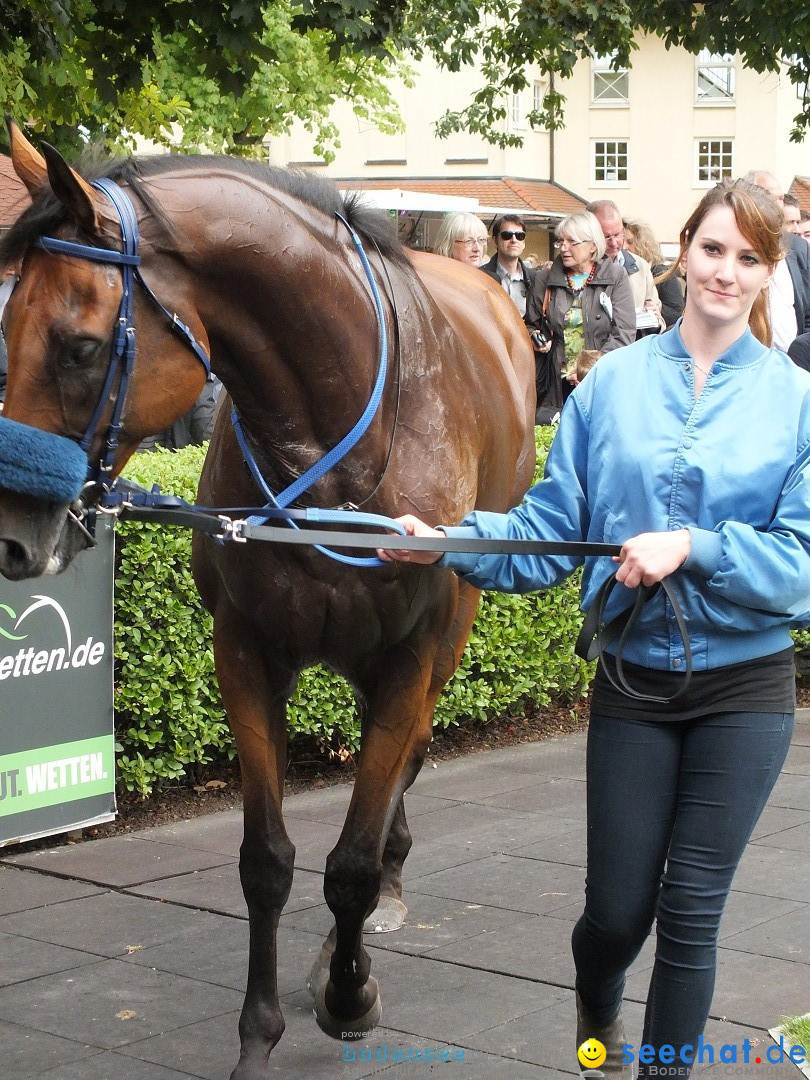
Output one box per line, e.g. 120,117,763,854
0,418,91,579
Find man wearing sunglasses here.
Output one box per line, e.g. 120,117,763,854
480,215,535,317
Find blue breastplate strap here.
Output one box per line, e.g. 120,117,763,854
231,211,392,567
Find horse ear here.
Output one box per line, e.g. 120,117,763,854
40,142,101,235
6,117,48,197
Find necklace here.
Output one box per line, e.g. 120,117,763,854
565,262,597,293
692,360,714,377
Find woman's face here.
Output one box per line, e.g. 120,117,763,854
681,205,774,334
451,231,488,266
557,235,597,274
624,228,637,253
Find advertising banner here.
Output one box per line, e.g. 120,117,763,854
0,518,115,845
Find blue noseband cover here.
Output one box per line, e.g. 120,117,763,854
0,417,88,503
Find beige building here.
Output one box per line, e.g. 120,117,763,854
266,33,808,249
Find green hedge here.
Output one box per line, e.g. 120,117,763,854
114,429,591,795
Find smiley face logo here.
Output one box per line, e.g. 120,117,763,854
578,1038,607,1069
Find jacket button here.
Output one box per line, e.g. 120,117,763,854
672,658,682,669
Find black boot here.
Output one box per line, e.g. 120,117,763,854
576,991,634,1078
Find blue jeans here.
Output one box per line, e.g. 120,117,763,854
571,709,793,1078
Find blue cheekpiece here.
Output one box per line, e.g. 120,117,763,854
0,417,88,503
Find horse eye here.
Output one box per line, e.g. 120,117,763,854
65,337,102,367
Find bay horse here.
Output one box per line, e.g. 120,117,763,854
0,121,535,1079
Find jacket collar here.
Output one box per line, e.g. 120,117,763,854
618,250,639,275
656,321,771,369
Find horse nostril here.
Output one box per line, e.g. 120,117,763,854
0,537,33,581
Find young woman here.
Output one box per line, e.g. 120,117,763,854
378,180,810,1077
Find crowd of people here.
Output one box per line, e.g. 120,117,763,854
433,170,810,425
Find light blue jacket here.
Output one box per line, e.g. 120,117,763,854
441,324,810,672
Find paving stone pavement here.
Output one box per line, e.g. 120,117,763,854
0,712,808,1080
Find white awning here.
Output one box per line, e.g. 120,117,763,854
342,187,560,220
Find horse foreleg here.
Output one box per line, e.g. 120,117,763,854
213,619,295,1080
312,643,440,1039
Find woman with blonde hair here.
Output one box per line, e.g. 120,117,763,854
624,218,685,328
379,179,807,1077
433,212,489,266
525,209,635,422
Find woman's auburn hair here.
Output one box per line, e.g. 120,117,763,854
662,179,784,346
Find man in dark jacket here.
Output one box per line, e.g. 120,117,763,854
479,215,535,318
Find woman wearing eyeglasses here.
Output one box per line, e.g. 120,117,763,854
433,212,489,267
526,210,635,423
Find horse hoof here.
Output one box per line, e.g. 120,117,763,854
363,895,407,934
306,933,336,998
306,954,329,999
312,977,381,1040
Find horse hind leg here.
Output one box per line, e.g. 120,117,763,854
363,789,411,933
364,580,480,936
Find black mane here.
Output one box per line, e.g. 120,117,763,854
0,151,406,267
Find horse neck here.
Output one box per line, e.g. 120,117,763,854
157,173,389,498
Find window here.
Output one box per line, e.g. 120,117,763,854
695,139,734,185
509,92,524,129
786,55,809,99
591,53,629,104
696,51,735,103
592,140,628,184
533,81,544,114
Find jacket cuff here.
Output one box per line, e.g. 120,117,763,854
436,525,482,574
684,526,723,578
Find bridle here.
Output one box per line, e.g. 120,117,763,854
36,177,211,489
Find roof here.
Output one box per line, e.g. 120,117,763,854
336,176,586,221
789,176,810,213
0,154,30,228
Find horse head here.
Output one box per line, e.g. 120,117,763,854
0,121,210,579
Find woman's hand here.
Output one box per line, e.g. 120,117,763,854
613,529,691,588
377,515,445,565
